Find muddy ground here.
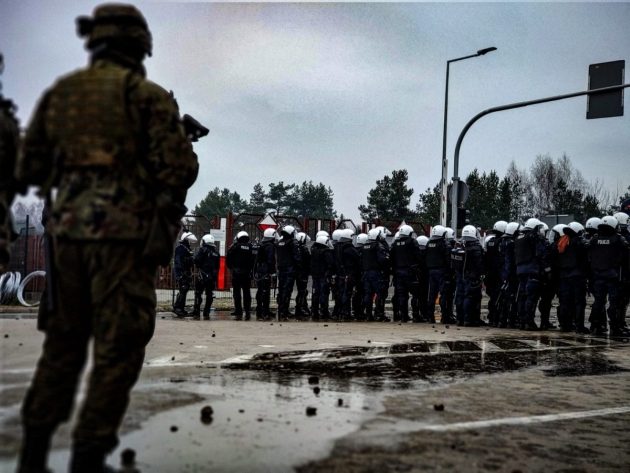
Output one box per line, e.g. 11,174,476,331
1,310,629,472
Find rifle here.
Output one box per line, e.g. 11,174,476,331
182,114,209,142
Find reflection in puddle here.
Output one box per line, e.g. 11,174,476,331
42,374,377,473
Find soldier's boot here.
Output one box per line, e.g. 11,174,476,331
203,306,211,320
17,427,53,473
69,442,111,473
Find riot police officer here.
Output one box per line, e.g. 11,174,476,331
390,225,421,323
310,232,335,320
613,212,630,329
362,227,390,321
498,222,521,328
353,233,369,320
295,232,312,319
426,225,455,324
556,222,589,333
460,225,485,326
515,218,549,330
193,234,220,320
227,230,255,320
412,235,430,322
335,228,361,320
254,228,277,321
588,216,629,336
484,221,507,326
276,225,301,319
174,232,197,317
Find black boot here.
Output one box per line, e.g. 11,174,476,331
69,441,112,473
17,427,53,473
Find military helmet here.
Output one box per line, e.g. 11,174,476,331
77,3,153,56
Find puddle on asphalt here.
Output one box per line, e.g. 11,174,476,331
224,336,630,389
1,334,628,472
29,372,378,473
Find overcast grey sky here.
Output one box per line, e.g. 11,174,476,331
2,1,629,221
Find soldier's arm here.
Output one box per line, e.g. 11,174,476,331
132,79,199,204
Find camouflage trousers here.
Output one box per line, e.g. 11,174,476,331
21,240,157,452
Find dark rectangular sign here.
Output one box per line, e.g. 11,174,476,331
587,60,625,119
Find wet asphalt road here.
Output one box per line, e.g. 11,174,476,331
1,310,630,472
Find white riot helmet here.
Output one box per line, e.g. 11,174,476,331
340,228,354,242
567,222,584,235
430,225,447,239
505,222,520,236
539,222,549,237
416,235,429,247
262,228,277,241
613,212,629,227
445,227,455,240
600,215,619,230
356,233,369,246
585,217,602,233
236,230,249,241
551,224,566,236
376,226,391,238
493,220,508,235
281,225,296,238
524,218,542,231
548,224,566,243
331,229,343,242
367,228,382,241
461,225,477,241
202,234,215,246
180,231,197,243
393,231,400,241
315,234,329,245
315,230,329,239
399,224,414,238
296,232,310,244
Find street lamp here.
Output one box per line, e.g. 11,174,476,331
439,46,497,227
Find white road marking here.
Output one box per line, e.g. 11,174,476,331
258,345,276,348
386,406,630,433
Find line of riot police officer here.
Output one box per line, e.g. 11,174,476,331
181,213,629,333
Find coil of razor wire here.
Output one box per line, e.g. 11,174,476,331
17,270,46,307
0,271,22,304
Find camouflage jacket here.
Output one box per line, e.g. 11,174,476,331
17,59,198,240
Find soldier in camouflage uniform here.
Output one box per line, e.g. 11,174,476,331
15,5,199,472
0,53,20,274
